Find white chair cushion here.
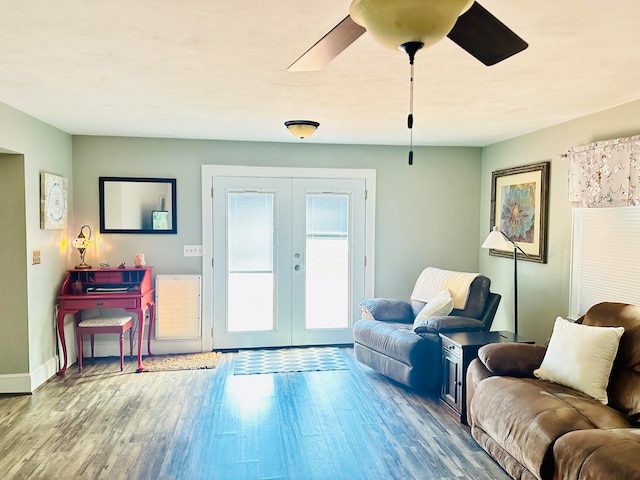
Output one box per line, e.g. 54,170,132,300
78,316,133,327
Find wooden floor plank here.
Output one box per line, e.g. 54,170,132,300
0,348,509,479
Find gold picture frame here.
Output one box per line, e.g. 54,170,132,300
489,162,550,263
40,172,68,230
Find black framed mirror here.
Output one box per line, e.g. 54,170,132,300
99,177,177,234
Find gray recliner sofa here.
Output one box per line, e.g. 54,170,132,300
353,268,500,392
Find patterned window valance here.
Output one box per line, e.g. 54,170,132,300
566,135,640,207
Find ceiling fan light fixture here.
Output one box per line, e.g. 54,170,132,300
284,120,320,139
349,0,474,50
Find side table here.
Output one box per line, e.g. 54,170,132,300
439,330,534,424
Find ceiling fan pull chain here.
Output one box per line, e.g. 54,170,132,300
408,58,415,165
400,42,423,166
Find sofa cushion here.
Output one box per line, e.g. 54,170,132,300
470,376,632,479
410,270,490,320
478,343,547,378
533,317,624,404
450,275,490,320
553,429,640,480
579,302,640,422
353,319,432,366
471,427,539,480
359,298,414,323
414,316,484,335
412,290,454,331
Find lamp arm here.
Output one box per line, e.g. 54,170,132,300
81,224,92,240
499,230,530,258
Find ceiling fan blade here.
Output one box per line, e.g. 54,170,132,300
287,15,365,72
447,2,528,66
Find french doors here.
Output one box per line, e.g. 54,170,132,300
211,174,367,349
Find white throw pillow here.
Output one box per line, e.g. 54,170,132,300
413,290,454,331
533,317,624,404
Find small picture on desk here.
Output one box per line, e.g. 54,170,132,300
152,210,170,230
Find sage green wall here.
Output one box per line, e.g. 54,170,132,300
0,101,73,383
72,137,484,301
2,92,640,387
0,154,28,373
480,99,640,345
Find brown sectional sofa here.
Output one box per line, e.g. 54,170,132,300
466,302,640,480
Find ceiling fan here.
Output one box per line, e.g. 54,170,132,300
287,0,528,72
287,0,527,165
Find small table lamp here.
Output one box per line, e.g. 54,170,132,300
72,225,92,269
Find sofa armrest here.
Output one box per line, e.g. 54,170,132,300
477,343,547,378
414,316,484,334
466,357,493,426
359,298,414,323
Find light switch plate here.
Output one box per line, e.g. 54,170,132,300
32,249,41,265
183,245,203,257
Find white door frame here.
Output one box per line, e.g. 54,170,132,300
201,165,376,352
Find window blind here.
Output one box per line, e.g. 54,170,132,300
227,192,274,273
570,206,640,318
306,194,348,238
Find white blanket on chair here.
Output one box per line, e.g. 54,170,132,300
411,267,479,309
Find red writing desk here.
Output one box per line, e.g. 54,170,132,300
56,266,155,374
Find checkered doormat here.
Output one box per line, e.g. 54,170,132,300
233,347,349,375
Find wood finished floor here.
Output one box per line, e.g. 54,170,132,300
0,348,509,480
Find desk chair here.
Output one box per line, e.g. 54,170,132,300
76,315,134,372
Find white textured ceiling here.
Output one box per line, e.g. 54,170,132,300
1,1,639,147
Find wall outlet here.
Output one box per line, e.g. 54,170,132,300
32,250,41,265
183,245,203,257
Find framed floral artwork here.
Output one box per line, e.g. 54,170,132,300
489,161,550,263
40,172,68,229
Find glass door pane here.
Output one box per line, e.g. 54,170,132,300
227,192,274,332
212,176,292,349
291,178,366,346
305,194,350,329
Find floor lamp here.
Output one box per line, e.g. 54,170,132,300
481,226,528,335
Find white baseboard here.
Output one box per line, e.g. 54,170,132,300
148,339,204,355
81,338,205,358
0,356,59,394
0,372,32,394
0,342,208,393
30,357,59,392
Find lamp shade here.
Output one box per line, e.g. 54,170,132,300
481,226,512,250
72,224,92,269
284,120,319,139
349,0,474,50
71,234,90,250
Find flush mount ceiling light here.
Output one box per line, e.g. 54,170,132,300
284,120,320,139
